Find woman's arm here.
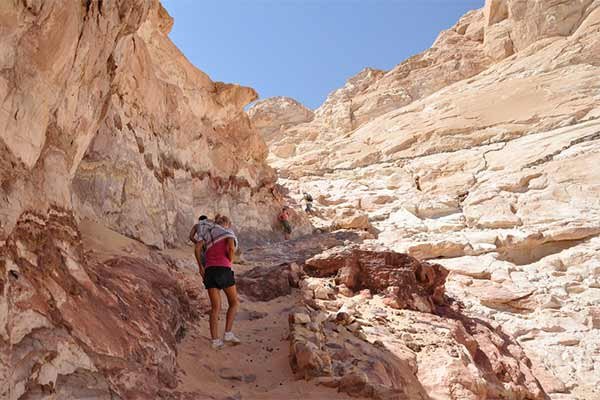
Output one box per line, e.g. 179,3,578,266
226,237,235,263
194,240,205,277
189,225,197,244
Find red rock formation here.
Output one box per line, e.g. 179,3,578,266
305,248,448,313
1,208,203,398
236,263,300,301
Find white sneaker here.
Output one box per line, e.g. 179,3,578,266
211,339,224,349
224,331,241,345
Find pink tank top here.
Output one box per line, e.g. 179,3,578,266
205,239,232,268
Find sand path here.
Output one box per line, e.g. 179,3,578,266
174,290,352,400
80,219,358,399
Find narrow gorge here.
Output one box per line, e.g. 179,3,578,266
1,0,599,399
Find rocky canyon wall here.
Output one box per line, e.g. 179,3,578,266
249,1,600,398
0,0,303,397
0,0,305,251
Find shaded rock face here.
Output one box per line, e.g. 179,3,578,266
236,263,300,301
0,0,298,250
265,0,600,396
289,248,546,400
0,209,200,399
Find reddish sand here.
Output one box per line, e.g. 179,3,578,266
175,292,353,400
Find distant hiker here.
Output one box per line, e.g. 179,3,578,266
278,207,292,240
192,214,241,349
303,192,314,214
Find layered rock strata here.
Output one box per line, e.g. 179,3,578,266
1,209,202,399
247,96,314,147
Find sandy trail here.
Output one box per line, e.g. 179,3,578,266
175,290,353,400
80,219,357,399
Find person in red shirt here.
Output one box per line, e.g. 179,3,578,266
195,214,240,349
278,206,292,240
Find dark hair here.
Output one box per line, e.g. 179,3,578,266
198,215,208,221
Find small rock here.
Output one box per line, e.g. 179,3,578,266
290,262,303,274
219,368,243,381
347,322,361,333
308,322,320,332
293,313,311,324
338,284,354,297
314,311,330,325
383,296,401,309
315,285,334,300
339,371,369,393
335,311,353,325
315,376,340,388
558,337,580,346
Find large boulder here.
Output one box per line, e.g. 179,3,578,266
305,248,448,314
236,263,303,301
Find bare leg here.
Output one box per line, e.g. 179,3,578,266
223,285,240,333
207,288,221,340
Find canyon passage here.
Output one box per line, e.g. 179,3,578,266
2,1,599,400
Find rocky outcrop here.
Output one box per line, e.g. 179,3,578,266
237,262,302,301
247,97,314,146
250,8,491,151
1,209,203,399
289,248,546,400
305,248,448,313
269,0,600,397
262,0,599,173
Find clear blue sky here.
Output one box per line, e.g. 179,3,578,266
162,0,484,109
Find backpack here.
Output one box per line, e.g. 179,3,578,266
305,194,313,202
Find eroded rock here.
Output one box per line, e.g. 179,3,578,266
1,209,199,398
305,248,448,313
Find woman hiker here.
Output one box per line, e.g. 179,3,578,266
190,214,241,349
278,206,292,240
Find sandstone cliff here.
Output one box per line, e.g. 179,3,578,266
0,0,308,250
247,96,314,147
0,0,303,397
252,1,600,398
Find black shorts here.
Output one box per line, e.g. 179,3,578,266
203,267,235,290
281,220,292,234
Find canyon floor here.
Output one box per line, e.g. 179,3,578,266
80,219,360,400
78,219,553,400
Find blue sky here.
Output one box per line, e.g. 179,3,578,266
162,0,484,109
